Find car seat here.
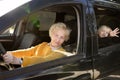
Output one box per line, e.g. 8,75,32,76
13,22,40,50
63,19,77,53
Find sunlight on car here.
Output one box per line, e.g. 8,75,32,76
0,0,31,17
2,25,16,35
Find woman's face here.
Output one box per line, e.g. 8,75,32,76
50,29,66,48
98,28,111,38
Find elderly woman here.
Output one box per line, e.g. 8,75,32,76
98,25,120,38
3,22,71,67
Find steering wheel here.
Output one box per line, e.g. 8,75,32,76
0,43,15,71
0,42,6,60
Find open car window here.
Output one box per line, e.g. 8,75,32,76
94,6,120,49
25,5,78,56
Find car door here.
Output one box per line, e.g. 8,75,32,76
0,0,93,80
91,0,120,79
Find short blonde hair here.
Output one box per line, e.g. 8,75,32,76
49,22,71,41
98,25,112,33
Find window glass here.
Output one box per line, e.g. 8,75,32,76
27,11,56,31
1,25,16,36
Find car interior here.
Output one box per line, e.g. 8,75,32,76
16,5,78,53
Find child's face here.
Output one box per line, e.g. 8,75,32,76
98,27,111,38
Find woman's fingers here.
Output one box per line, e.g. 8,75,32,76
3,52,13,64
112,27,120,36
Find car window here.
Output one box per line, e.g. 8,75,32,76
9,4,79,68
1,25,16,36
25,5,78,54
94,6,120,49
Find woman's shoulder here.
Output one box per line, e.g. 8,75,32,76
39,42,48,45
35,42,48,47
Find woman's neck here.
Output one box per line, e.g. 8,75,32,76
49,43,61,50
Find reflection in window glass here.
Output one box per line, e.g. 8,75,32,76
28,11,56,31
2,25,16,35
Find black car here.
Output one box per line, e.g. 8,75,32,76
0,0,120,80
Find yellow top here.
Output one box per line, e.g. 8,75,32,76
11,42,66,67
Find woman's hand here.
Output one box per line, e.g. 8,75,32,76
109,28,120,37
3,52,22,64
3,51,13,64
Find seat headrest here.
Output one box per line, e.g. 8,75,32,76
26,21,40,34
